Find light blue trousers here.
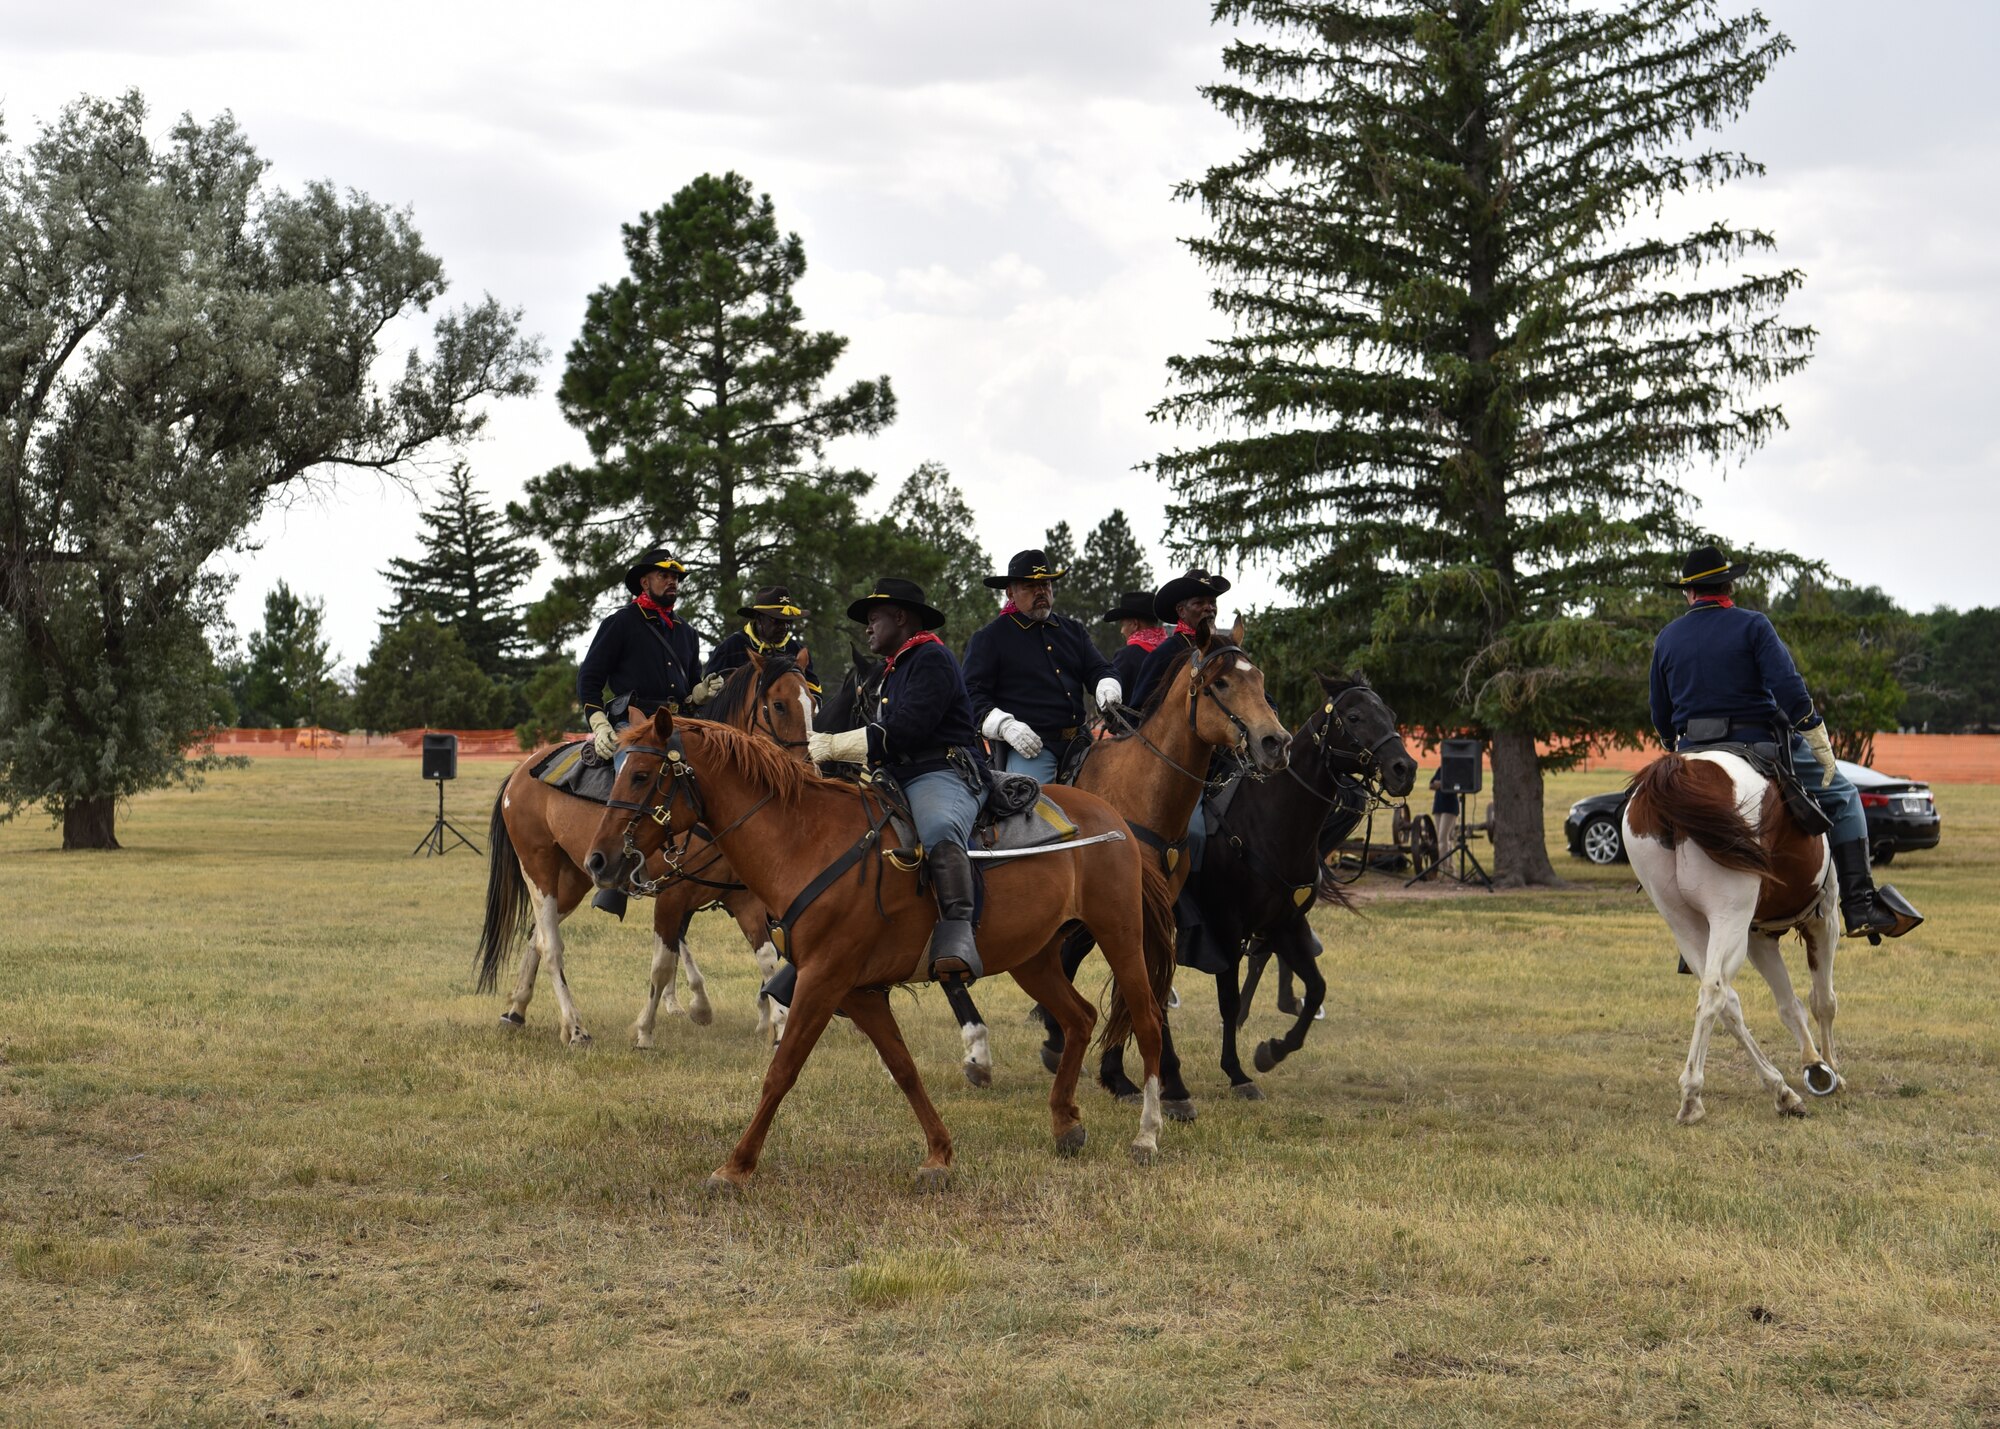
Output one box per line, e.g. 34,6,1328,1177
1791,733,1867,845
993,743,1060,785
904,769,986,852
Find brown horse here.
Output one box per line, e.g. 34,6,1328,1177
583,711,1180,1189
1038,627,1292,1112
1624,750,1842,1123
475,651,816,1048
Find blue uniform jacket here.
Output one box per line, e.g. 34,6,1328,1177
576,602,702,719
866,638,985,780
1129,628,1201,710
703,627,808,679
961,611,1113,740
1109,639,1153,698
1648,600,1819,747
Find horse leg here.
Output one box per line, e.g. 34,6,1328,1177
1006,950,1097,1156
1276,958,1299,1017
1236,941,1271,1028
1157,1013,1195,1121
841,989,954,1187
1255,930,1326,1077
1745,933,1831,1091
535,887,591,1049
1717,979,1804,1119
709,964,847,1191
677,935,713,1027
942,981,992,1090
749,934,786,1045
633,925,677,1050
1804,904,1841,1090
502,880,555,1031
1216,961,1258,1097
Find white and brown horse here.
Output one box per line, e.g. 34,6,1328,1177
1624,751,1842,1123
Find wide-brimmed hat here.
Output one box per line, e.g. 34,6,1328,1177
983,549,1067,591
1101,590,1160,624
739,584,808,620
624,546,687,595
1153,568,1232,621
1670,543,1749,588
847,577,945,631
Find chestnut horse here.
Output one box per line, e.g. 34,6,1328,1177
1624,750,1842,1124
475,651,815,1047
584,711,1180,1189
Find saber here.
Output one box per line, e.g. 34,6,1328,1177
966,829,1127,861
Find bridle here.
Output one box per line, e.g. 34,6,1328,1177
601,731,771,895
1115,641,1264,792
1302,684,1406,789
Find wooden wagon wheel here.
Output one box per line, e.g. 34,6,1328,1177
1412,813,1439,879
1391,801,1413,849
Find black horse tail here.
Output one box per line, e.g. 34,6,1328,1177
1099,856,1178,1053
476,782,530,994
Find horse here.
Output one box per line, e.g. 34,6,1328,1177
582,711,1181,1189
474,650,817,1048
1183,673,1416,1097
1035,630,1293,1115
1623,750,1843,1124
813,643,1001,1089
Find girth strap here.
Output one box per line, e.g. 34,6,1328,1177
768,802,895,960
1128,820,1187,876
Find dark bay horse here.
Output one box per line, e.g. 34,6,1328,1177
476,651,816,1047
1181,673,1416,1097
1624,750,1842,1123
584,712,1180,1188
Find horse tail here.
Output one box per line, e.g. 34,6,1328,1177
476,781,530,994
1624,754,1772,877
1099,855,1177,1053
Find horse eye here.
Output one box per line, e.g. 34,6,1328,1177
1212,678,1229,691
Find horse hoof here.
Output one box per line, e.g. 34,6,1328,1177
1803,1062,1839,1097
1128,1143,1156,1167
1777,1091,1807,1119
915,1165,951,1193
963,1060,992,1090
1162,1099,1197,1124
632,1037,654,1052
567,1032,593,1050
498,1012,525,1031
1253,1041,1280,1074
1676,1099,1706,1126
1039,1043,1063,1076
689,1004,714,1028
1054,1125,1087,1157
704,1173,745,1197
1231,1082,1264,1101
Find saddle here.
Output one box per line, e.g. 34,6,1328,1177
1678,722,1834,839
868,765,1083,862
531,740,617,804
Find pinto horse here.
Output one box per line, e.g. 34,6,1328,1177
475,651,816,1047
1186,673,1416,1097
583,711,1180,1189
1624,750,1843,1124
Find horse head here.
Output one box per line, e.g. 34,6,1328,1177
1311,672,1417,797
1187,642,1290,775
584,707,700,891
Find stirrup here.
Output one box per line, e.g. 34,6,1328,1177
591,887,628,920
928,920,983,988
929,951,982,988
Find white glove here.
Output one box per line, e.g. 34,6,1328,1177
685,672,727,708
589,711,617,760
1095,677,1123,710
807,727,870,765
1801,722,1838,783
981,709,1042,757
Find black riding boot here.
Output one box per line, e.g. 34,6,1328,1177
926,842,983,987
1831,838,1923,942
591,887,628,920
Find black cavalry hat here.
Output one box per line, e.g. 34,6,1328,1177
738,584,809,620
624,546,687,595
1153,568,1232,621
983,549,1067,590
1101,590,1161,624
847,577,946,631
1670,543,1750,588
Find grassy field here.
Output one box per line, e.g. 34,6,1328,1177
2,758,1996,1427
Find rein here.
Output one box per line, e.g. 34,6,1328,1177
605,736,773,895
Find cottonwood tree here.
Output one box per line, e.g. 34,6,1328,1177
517,171,896,633
1151,0,1810,883
0,92,539,847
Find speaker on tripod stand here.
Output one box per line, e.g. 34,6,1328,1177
412,733,480,857
1406,737,1494,890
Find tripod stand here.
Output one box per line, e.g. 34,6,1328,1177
412,778,481,857
1404,791,1494,891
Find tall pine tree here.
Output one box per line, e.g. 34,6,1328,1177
1075,509,1155,658
1151,1,1810,883
515,172,896,634
886,462,994,652
380,463,539,680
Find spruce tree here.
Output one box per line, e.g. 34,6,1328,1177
236,582,346,729
381,464,539,680
1151,0,1810,884
1076,510,1155,658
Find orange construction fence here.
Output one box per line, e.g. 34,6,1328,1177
198,727,533,759
1561,733,2000,786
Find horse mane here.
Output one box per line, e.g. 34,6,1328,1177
1624,754,1773,876
682,719,853,810
1106,641,1198,742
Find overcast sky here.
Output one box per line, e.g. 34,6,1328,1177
7,0,1996,670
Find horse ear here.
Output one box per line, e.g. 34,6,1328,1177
1230,614,1246,645
1315,671,1338,695
797,644,811,672
746,647,765,673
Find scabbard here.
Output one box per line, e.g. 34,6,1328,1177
965,830,1127,861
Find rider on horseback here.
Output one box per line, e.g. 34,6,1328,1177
963,549,1120,783
805,578,991,987
1649,543,1922,942
1102,590,1168,697
704,584,811,679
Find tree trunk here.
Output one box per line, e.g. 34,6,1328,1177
1488,730,1557,888
62,796,120,850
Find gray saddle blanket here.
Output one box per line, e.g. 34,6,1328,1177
1681,739,1834,839
974,790,1082,854
531,740,616,804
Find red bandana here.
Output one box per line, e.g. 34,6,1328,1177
1692,597,1735,610
633,594,675,626
1127,626,1169,653
884,630,942,674
1174,620,1201,640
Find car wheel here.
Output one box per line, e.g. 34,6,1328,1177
1871,840,1895,867
1580,814,1625,866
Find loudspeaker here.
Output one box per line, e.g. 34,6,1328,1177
421,732,459,782
1438,737,1483,795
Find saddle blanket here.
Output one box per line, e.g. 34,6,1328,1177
973,793,1080,854
531,740,616,804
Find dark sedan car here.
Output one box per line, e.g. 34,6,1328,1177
1564,758,1941,866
